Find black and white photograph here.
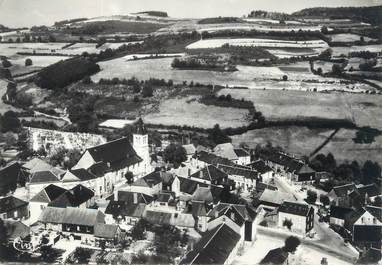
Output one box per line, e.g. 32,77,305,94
0,0,381,264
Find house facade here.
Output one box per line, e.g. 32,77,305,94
278,201,314,234
0,196,29,220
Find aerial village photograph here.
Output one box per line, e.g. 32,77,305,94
0,0,381,264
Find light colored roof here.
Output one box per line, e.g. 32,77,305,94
259,190,297,205
98,119,136,129
213,143,238,161
23,158,65,175
94,223,119,239
182,144,196,155
39,207,105,226
192,187,213,204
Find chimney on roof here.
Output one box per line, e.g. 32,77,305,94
188,168,191,177
133,193,138,204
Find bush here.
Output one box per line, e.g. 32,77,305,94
142,85,153,97
25,58,33,66
307,190,318,204
1,59,12,68
283,219,293,230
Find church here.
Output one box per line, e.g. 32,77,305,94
60,118,152,197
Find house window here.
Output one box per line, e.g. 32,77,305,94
40,205,45,210
77,226,80,231
361,217,365,224
373,218,377,224
14,211,18,218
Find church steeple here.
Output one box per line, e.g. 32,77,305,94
135,118,147,135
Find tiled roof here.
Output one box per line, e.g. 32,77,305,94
39,207,105,226
48,184,94,208
192,187,214,204
157,192,174,203
179,177,208,195
144,210,172,225
217,164,258,180
180,223,241,265
260,247,289,265
182,144,196,155
213,143,239,161
132,171,162,188
207,203,257,223
279,201,311,217
117,191,153,204
332,184,357,197
190,165,228,182
365,206,382,223
0,196,28,214
105,201,146,218
330,205,353,220
260,152,304,173
0,162,24,195
297,164,316,175
134,118,147,135
4,220,30,240
86,137,142,172
259,190,297,206
256,182,278,193
233,148,250,157
30,184,67,203
22,158,65,176
94,223,119,239
29,171,60,184
358,184,381,198
248,160,273,174
65,168,97,182
192,151,236,167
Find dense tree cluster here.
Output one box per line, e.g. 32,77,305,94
163,144,187,166
34,57,100,90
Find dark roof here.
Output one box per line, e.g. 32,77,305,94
0,196,28,214
86,137,142,172
249,160,273,174
217,164,258,180
358,184,381,198
260,247,289,265
193,151,236,167
0,163,24,195
188,201,207,217
297,164,316,175
357,247,382,264
39,207,105,226
118,191,153,204
30,184,67,203
179,177,208,195
157,192,174,203
132,171,163,188
30,171,60,184
207,203,257,226
190,165,228,183
94,223,119,239
330,206,353,220
105,201,146,218
353,225,382,243
180,223,241,265
48,184,94,208
332,184,357,197
144,210,172,225
66,168,97,182
278,201,312,217
88,162,108,177
233,148,249,157
256,182,278,193
134,118,147,135
260,152,304,173
4,220,30,240
365,206,382,223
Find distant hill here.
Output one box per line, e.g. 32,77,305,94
248,10,290,21
292,5,382,25
135,11,168,17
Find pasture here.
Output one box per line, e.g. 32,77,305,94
143,96,249,129
328,33,375,42
219,88,382,130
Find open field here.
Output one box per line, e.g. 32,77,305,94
219,88,382,129
92,57,373,92
143,96,249,129
331,44,382,57
10,55,70,67
232,126,382,165
186,38,328,50
328,33,375,42
0,42,69,57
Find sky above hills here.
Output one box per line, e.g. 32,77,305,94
0,0,379,27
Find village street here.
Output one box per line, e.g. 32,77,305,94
273,176,359,263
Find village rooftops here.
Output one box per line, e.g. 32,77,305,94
94,223,119,239
30,184,67,203
192,186,222,205
182,144,196,156
207,203,257,225
192,151,236,167
62,168,98,183
0,162,25,195
190,165,228,183
179,177,209,195
84,137,142,172
260,247,289,265
117,191,154,204
260,152,304,173
132,170,163,188
48,184,94,208
233,148,250,158
29,170,61,184
278,201,311,217
259,189,297,206
180,223,241,265
330,205,353,220
357,184,381,198
22,158,65,176
38,207,105,226
331,183,357,197
4,220,30,241
105,201,146,218
216,164,258,180
248,160,273,174
0,196,28,214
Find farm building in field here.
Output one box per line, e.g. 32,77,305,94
179,223,242,265
278,201,314,234
216,164,258,192
0,196,29,220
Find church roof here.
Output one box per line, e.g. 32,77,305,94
134,118,147,135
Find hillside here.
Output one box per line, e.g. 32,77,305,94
292,5,382,25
